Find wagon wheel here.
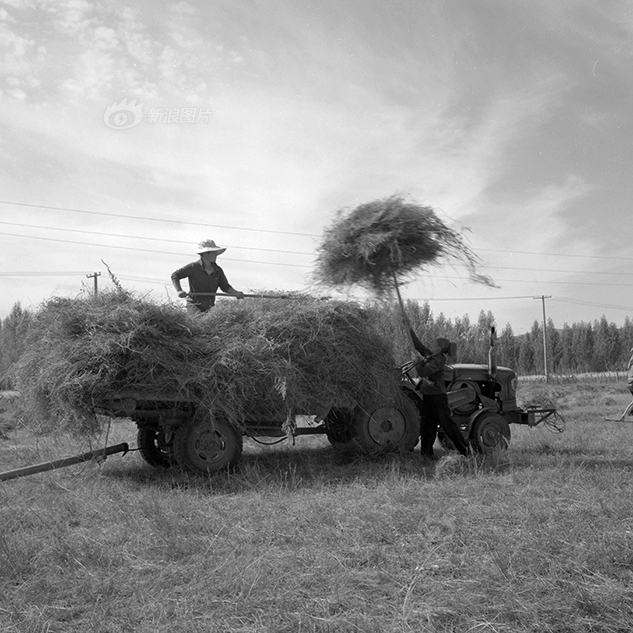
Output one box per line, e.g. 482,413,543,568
173,415,243,475
351,395,420,454
137,426,175,468
470,412,511,453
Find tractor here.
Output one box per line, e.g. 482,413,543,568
398,327,564,453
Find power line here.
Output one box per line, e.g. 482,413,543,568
0,220,315,256
551,297,633,312
3,199,633,264
0,272,89,276
0,200,319,238
477,247,633,262
4,219,633,277
0,231,313,269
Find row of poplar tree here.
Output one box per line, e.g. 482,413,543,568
1,299,632,388
373,300,633,376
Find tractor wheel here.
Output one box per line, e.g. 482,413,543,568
137,426,175,468
173,415,243,475
470,412,511,453
351,395,420,454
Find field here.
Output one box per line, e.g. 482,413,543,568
1,380,633,632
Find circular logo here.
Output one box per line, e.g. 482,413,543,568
104,99,145,129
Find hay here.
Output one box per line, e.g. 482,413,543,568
12,291,401,435
314,195,495,297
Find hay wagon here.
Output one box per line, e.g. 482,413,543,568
95,386,422,476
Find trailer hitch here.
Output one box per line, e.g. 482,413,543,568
0,442,130,482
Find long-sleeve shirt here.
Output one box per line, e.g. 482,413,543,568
410,329,447,395
171,260,234,311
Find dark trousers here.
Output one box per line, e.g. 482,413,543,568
420,393,470,457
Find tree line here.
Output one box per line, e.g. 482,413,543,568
370,300,633,376
1,299,632,389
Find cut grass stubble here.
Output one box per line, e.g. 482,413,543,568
2,385,633,632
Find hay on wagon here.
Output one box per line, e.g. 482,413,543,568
12,291,402,435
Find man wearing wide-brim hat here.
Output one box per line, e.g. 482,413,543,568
171,239,244,314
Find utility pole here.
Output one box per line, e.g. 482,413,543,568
86,272,101,296
533,295,552,382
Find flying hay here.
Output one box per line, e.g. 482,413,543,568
12,291,402,435
314,195,495,298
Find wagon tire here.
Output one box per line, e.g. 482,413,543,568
173,415,243,475
470,412,511,453
137,427,175,469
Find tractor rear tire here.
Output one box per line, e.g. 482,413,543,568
173,415,243,475
351,395,420,454
137,426,175,469
470,412,511,453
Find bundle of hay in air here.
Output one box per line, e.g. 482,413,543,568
12,290,401,435
314,195,495,298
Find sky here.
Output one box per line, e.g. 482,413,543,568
1,0,632,334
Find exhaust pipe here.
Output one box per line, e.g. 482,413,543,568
488,326,497,380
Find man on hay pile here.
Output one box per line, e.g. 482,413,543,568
408,328,472,461
171,239,244,314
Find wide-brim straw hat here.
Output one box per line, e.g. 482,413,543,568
196,239,227,255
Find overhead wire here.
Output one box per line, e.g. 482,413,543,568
0,200,319,238
0,220,314,256
2,199,633,318
2,199,633,263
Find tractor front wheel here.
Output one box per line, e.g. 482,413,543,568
470,412,511,453
173,415,243,475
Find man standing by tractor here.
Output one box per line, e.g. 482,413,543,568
627,348,633,397
171,239,244,314
409,329,471,461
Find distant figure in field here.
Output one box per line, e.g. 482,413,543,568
171,239,244,314
627,348,633,397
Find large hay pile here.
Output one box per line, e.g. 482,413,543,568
13,291,401,434
314,195,495,297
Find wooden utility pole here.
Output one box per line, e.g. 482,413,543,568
86,272,101,296
533,295,552,382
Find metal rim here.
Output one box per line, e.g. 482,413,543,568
365,405,410,446
472,413,510,452
136,427,174,468
174,417,242,474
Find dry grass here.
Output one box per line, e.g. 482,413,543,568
12,292,401,436
314,195,495,298
2,380,633,631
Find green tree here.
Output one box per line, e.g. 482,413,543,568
497,323,518,369
0,302,32,387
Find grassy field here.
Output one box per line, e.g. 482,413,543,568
2,381,633,632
